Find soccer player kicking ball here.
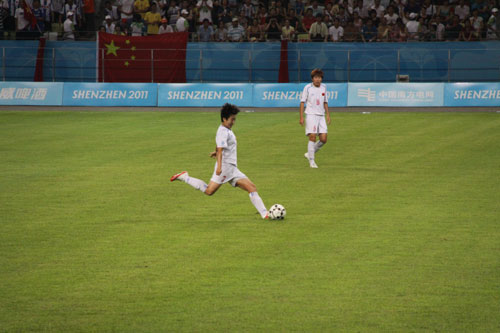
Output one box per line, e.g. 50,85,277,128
170,103,269,219
299,68,331,168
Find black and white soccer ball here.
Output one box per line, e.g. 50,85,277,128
269,204,286,220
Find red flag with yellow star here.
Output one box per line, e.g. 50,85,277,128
97,32,188,83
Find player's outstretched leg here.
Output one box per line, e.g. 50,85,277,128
315,133,327,153
236,178,268,219
170,171,208,193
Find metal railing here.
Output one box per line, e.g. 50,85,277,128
1,45,500,82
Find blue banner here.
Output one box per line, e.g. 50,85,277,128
348,83,444,107
0,82,63,105
158,83,253,107
252,83,347,107
62,82,158,106
444,83,500,107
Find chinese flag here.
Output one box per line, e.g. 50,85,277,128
98,32,188,83
23,1,38,29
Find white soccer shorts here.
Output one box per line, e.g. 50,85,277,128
305,114,328,135
210,162,247,187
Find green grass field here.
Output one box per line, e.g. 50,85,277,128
1,110,499,332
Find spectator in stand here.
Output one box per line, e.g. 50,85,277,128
176,8,188,31
118,0,134,27
114,24,126,34
198,18,214,40
384,5,398,25
265,16,281,40
470,9,484,39
248,18,263,41
63,11,75,39
52,0,65,24
82,0,95,36
0,0,10,39
336,6,350,27
433,15,446,40
32,0,46,32
227,17,245,41
486,8,498,39
215,19,227,41
328,17,343,41
130,13,145,35
281,18,295,40
197,0,213,24
159,17,173,32
377,16,390,41
15,0,30,39
352,0,367,18
352,11,363,29
362,18,377,41
295,0,305,16
275,0,286,17
454,0,470,20
302,8,315,30
459,19,477,40
65,0,81,29
287,8,299,31
472,0,489,21
446,14,462,40
406,12,420,40
391,18,408,41
103,1,119,24
241,0,255,19
104,15,115,33
404,0,420,18
422,0,437,17
237,9,248,29
418,16,430,40
371,0,384,18
322,13,332,29
39,0,51,32
134,0,149,19
438,1,451,21
344,19,361,41
167,0,180,27
257,6,268,30
309,14,328,41
145,2,161,34
308,0,324,17
368,9,379,27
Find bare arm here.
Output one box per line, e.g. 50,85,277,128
215,147,223,175
324,102,330,124
299,101,305,126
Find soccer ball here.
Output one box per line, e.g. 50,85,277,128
269,204,286,220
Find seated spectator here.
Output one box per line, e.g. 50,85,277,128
265,17,281,41
145,2,161,34
295,0,305,16
114,24,126,35
197,0,213,24
309,14,328,41
377,17,390,41
308,0,324,17
471,0,489,21
470,9,484,39
130,13,145,36
404,0,420,18
248,18,263,41
422,0,438,17
287,8,300,31
227,17,245,41
103,1,120,24
52,0,65,24
371,0,385,18
275,0,286,17
454,0,470,21
281,18,295,40
198,18,214,41
65,0,81,29
418,17,430,40
176,8,188,31
406,12,420,40
486,8,498,39
446,15,462,40
438,1,452,20
257,6,268,30
302,8,316,31
390,18,407,41
362,18,377,42
159,17,173,33
352,0,368,19
241,0,255,19
432,15,446,41
368,9,380,27
352,11,363,29
336,6,350,27
104,15,116,33
343,19,361,41
384,5,399,25
328,17,343,41
237,9,249,29
63,11,76,40
134,0,150,19
459,19,477,40
214,19,227,41
39,0,52,32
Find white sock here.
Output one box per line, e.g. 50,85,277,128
314,141,324,153
183,175,208,193
308,141,315,161
249,192,268,218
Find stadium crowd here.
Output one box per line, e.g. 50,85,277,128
1,0,499,41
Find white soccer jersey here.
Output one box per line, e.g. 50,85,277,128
301,83,328,116
215,124,237,166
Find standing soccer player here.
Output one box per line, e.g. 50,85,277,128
299,68,330,168
170,103,269,219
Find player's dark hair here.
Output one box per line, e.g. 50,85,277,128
220,103,240,121
311,68,324,79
